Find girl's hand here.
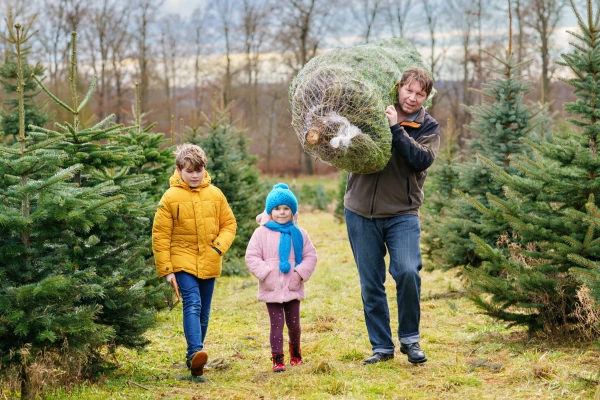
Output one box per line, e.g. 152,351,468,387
385,105,398,126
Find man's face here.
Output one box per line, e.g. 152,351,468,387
397,80,428,116
177,164,205,188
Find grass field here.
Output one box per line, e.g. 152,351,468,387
23,211,600,399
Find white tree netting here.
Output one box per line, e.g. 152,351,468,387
289,37,431,174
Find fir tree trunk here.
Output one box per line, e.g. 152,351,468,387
20,363,32,400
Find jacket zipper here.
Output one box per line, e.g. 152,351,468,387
369,173,381,218
280,264,285,302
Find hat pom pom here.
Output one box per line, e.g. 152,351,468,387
273,183,289,190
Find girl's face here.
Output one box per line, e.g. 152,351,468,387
177,164,205,188
270,205,293,224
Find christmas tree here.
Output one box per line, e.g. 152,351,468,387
464,0,600,335
421,116,461,267
188,100,267,275
29,32,170,352
0,17,118,399
425,28,546,270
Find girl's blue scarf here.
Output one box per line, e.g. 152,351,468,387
264,221,303,273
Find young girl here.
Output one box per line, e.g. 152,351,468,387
245,183,318,372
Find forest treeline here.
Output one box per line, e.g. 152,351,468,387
0,0,583,174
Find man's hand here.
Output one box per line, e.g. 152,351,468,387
385,105,398,126
165,273,181,302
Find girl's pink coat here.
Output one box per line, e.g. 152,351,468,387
245,212,317,303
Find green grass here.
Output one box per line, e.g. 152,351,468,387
11,211,600,399
262,172,343,195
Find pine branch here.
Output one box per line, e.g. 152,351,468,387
32,75,74,113
77,75,98,113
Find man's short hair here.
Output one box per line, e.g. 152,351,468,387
175,143,207,170
399,67,434,97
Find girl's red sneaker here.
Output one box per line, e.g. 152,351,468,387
289,345,303,366
271,353,286,372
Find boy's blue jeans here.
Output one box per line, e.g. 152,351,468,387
175,271,215,360
345,209,422,355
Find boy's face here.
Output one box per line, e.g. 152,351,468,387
177,164,205,188
270,205,293,224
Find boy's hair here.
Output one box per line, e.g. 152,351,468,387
398,67,434,97
175,143,207,170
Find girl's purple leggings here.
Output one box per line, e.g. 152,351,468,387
266,300,301,354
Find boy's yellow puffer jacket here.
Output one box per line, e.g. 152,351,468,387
152,170,237,279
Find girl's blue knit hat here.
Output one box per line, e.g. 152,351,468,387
265,183,298,215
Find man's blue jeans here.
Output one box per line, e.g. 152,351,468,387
345,209,422,355
175,271,215,360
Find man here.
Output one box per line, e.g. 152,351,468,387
344,66,440,365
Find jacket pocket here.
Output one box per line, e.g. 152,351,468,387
406,177,413,206
262,268,279,291
289,271,303,291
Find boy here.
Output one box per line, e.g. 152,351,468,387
152,143,237,377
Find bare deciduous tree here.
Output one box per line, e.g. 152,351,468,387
241,0,271,128
191,5,208,111
85,0,130,119
159,14,184,124
276,0,337,174
351,0,384,43
523,0,568,104
212,0,235,105
132,0,163,114
386,0,413,39
421,0,444,114
37,0,89,92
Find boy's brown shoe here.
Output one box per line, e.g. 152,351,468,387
188,350,208,376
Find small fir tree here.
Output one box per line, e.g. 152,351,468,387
426,24,546,270
0,18,118,400
31,33,168,352
188,100,268,275
421,116,461,267
463,0,600,335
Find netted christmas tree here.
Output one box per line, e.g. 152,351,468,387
423,35,546,270
188,100,268,276
0,18,119,399
289,37,431,174
463,0,600,336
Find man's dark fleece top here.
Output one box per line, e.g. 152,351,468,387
344,107,440,218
